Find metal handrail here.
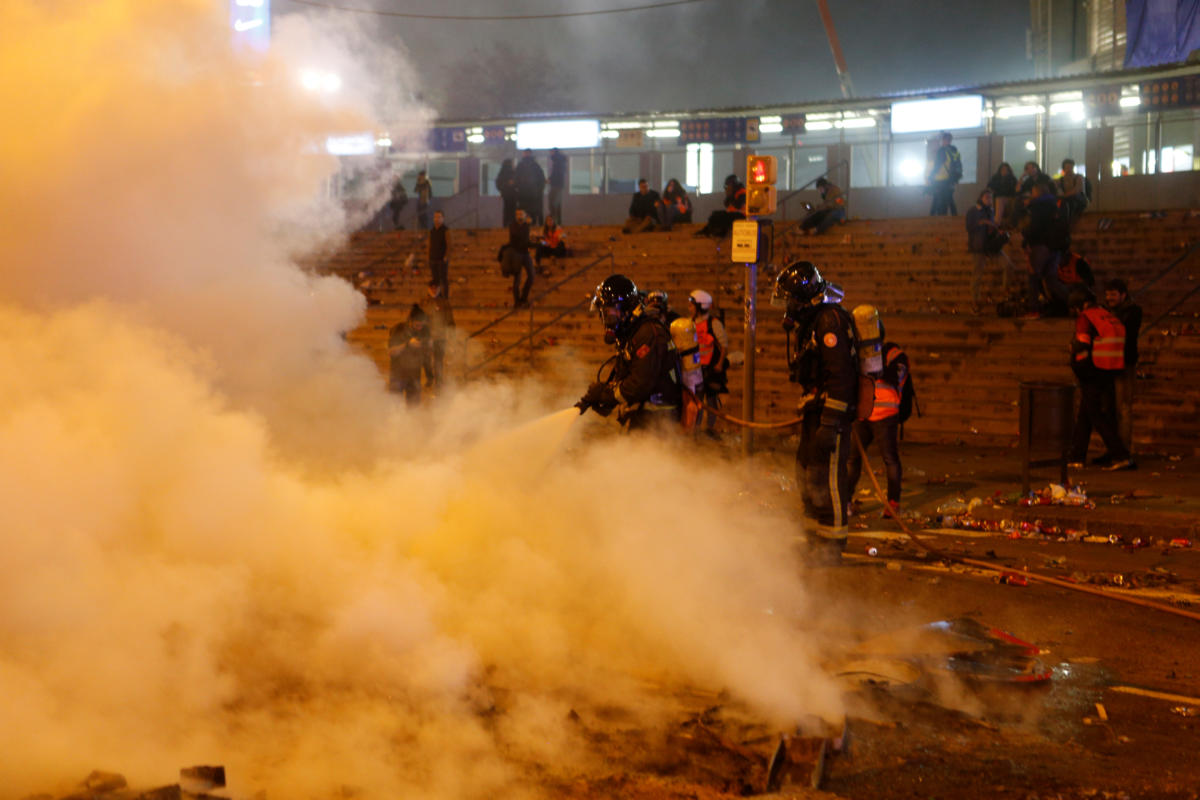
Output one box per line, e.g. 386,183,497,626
464,297,592,377
1142,279,1200,336
462,251,613,377
465,251,612,341
775,158,850,224
1132,239,1200,301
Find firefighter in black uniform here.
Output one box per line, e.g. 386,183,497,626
576,274,683,431
772,261,859,557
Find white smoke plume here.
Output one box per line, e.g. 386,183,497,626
0,2,842,797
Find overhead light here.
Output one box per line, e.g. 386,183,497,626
1120,96,1142,108
466,134,485,144
1024,140,1037,152
1050,101,1085,120
599,130,619,139
653,120,680,128
890,95,983,133
759,123,783,134
375,137,392,147
646,128,680,138
515,120,600,150
804,121,833,131
836,117,876,129
605,121,647,130
997,105,1045,119
759,115,782,124
325,133,375,156
300,68,341,93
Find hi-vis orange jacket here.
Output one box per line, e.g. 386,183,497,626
1073,306,1126,373
868,343,909,422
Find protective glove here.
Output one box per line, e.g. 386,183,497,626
576,381,606,415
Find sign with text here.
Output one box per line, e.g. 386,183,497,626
731,220,760,263
616,129,645,148
680,117,751,144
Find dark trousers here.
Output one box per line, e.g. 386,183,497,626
534,242,567,266
389,373,421,406
417,202,430,229
929,182,957,215
700,209,744,237
518,192,543,225
511,253,534,304
425,341,445,387
796,411,852,529
1070,373,1129,462
430,258,449,297
1026,244,1068,312
846,417,902,504
800,207,846,235
501,195,517,227
548,185,563,223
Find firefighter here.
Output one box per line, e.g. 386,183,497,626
1067,288,1134,471
772,261,859,556
845,305,908,518
576,274,683,432
688,289,728,439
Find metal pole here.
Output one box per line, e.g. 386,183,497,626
742,235,758,458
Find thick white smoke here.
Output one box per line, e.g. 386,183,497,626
0,2,842,797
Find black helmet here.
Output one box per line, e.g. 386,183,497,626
772,261,827,308
592,274,642,343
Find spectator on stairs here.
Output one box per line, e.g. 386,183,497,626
1067,288,1134,472
1104,278,1142,460
1055,159,1089,222
388,304,430,406
420,282,455,391
694,174,746,238
547,148,568,224
504,208,535,308
926,131,962,216
657,178,693,231
985,162,1018,229
798,177,847,236
414,170,433,230
496,158,518,227
534,215,571,271
965,189,1014,313
428,210,450,298
1021,177,1071,318
515,149,546,225
623,178,661,234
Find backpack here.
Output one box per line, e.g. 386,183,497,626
947,147,963,182
898,367,919,424
1057,252,1094,287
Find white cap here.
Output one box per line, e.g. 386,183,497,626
689,289,712,309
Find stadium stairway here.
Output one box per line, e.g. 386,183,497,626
312,210,1200,456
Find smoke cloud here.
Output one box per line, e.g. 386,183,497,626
0,2,841,797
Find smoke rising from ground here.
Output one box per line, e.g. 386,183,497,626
0,2,840,797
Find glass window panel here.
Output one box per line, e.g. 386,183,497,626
891,139,927,186
479,160,505,196
604,153,640,194
1046,130,1087,178
427,159,458,197
661,151,687,192
1161,114,1199,172
792,146,827,189
1004,135,1042,172
569,154,600,194
850,141,883,187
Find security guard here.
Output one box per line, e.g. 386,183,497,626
772,261,859,556
576,274,683,431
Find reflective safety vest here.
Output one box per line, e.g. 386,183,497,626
542,226,563,248
1076,307,1126,371
726,187,746,213
695,316,720,366
868,345,907,422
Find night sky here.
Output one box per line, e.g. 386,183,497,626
275,0,1035,118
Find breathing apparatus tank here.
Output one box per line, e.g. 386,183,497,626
669,317,704,396
852,304,884,376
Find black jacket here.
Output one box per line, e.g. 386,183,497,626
1109,298,1143,367
515,156,546,196
629,190,661,220
791,304,858,423
987,172,1019,198
599,316,682,416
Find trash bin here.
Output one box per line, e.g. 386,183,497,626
1018,381,1075,493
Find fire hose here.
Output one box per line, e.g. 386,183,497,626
702,403,1200,624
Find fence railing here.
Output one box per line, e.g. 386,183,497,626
462,251,614,378
1136,239,1200,336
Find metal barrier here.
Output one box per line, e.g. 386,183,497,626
462,251,614,378
1134,239,1200,336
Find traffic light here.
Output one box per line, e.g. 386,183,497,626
745,154,777,216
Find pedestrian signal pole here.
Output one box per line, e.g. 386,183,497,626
735,154,778,457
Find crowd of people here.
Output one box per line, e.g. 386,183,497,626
965,155,1096,317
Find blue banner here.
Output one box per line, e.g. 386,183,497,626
1126,0,1200,67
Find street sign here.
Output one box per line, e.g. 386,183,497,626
731,220,760,263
